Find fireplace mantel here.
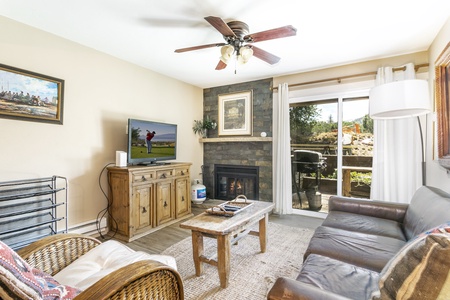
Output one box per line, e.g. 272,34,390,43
199,137,273,143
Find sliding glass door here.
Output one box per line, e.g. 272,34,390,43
290,95,373,214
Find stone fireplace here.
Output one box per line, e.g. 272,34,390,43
215,164,259,200
201,78,273,202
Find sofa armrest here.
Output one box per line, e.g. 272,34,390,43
75,260,184,300
267,277,352,300
17,233,101,276
328,196,408,222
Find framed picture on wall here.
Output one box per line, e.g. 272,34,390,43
0,63,64,124
218,90,253,136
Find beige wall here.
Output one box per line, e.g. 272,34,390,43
0,16,204,228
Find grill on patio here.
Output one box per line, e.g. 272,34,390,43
292,150,327,210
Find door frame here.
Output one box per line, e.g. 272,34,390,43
289,88,370,217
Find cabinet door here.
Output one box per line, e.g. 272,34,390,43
175,177,190,217
156,181,174,225
109,172,130,237
131,184,153,234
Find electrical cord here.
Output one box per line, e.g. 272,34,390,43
96,162,118,240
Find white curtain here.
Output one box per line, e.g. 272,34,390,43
370,63,423,203
273,83,292,214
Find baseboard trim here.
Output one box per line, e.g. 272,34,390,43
68,219,107,236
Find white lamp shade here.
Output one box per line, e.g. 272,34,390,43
220,45,234,63
238,46,253,64
369,79,431,119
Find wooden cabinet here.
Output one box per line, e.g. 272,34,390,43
175,177,190,217
156,180,173,226
108,162,192,242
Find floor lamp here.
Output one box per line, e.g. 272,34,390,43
369,79,431,185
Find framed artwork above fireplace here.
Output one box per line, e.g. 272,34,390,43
218,90,252,136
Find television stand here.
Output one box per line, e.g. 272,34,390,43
107,162,192,242
137,161,171,166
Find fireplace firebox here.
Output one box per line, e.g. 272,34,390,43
215,164,259,200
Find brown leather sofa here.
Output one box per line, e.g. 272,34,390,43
267,186,450,299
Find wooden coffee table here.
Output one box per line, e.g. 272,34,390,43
180,200,274,288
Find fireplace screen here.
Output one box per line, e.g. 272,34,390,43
215,164,259,200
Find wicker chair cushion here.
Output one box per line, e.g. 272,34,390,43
53,240,177,291
0,241,81,300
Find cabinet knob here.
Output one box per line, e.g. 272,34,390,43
182,196,185,202
142,207,147,213
160,173,166,179
141,175,146,181
181,171,185,175
163,201,168,207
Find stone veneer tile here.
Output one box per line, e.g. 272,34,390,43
202,78,273,202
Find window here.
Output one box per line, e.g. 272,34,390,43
290,95,373,213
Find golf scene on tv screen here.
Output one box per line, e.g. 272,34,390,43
127,118,177,164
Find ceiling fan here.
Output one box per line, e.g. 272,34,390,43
174,16,297,70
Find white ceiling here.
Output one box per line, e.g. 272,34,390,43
1,0,450,88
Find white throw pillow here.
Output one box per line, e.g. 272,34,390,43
53,240,177,291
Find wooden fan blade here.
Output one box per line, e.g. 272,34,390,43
245,25,297,43
175,43,226,53
215,60,227,70
205,16,236,37
251,46,281,65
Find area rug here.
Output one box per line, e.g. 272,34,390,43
161,222,313,300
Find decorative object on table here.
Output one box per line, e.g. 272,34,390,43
0,63,64,124
205,194,253,216
192,116,217,138
218,90,252,136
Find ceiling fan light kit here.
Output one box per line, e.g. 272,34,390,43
220,45,235,63
175,16,297,71
238,46,253,64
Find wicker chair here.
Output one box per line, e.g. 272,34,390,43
16,233,184,300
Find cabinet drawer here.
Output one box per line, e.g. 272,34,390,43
132,172,156,183
156,169,174,179
174,167,190,176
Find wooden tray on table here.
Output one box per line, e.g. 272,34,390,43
205,195,253,217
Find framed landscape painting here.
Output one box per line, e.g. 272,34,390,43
0,63,64,124
218,90,253,136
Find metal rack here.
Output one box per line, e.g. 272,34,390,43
0,176,68,250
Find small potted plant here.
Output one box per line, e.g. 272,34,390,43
193,116,217,138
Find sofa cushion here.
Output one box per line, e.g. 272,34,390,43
304,226,406,272
0,241,81,300
403,186,450,240
322,210,406,240
372,230,450,300
53,240,177,291
296,254,380,299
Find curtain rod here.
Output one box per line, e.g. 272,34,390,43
271,63,429,91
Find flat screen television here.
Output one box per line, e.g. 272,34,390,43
127,118,177,165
